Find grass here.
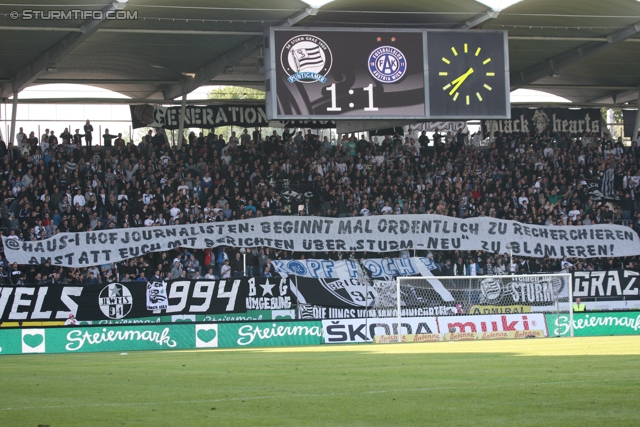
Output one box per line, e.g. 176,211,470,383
1,336,639,427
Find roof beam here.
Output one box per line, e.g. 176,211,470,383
510,21,640,90
0,2,123,99
460,10,499,29
161,8,318,100
589,89,640,104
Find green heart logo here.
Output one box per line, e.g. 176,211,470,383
275,315,292,320
197,328,217,343
174,318,192,323
23,333,43,348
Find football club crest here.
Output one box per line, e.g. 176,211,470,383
368,46,407,83
480,278,502,302
99,283,133,319
281,34,332,84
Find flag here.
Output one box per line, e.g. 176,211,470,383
602,167,615,197
291,47,323,72
146,281,168,310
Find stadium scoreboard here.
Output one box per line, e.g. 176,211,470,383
265,28,510,120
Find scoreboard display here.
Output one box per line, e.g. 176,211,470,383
265,28,510,121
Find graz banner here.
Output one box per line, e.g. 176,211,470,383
0,279,249,322
5,215,638,267
482,107,603,135
546,312,640,337
572,270,640,300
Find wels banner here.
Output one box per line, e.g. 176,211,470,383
545,312,640,337
0,279,249,322
482,108,603,135
572,270,640,299
4,215,638,267
322,317,440,343
441,313,547,335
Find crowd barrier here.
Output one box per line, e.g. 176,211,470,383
2,312,638,355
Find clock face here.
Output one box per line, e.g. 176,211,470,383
427,31,509,119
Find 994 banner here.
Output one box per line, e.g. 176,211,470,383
265,28,509,120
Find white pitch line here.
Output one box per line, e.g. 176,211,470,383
1,378,635,411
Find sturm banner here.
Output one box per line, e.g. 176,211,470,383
572,270,640,300
481,108,604,135
471,275,569,306
4,215,638,267
0,279,249,322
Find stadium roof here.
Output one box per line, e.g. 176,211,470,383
1,0,640,107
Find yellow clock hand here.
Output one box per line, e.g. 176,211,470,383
449,67,474,96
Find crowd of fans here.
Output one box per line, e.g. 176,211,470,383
0,120,639,285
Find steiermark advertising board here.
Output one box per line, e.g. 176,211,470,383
0,319,321,355
545,312,640,337
77,310,295,326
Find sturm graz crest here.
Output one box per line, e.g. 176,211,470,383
480,278,502,302
368,46,407,83
98,283,133,319
281,34,332,84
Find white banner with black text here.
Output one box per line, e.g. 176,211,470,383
3,215,638,267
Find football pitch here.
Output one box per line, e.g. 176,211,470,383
1,336,639,427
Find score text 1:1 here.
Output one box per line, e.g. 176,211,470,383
326,83,379,112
